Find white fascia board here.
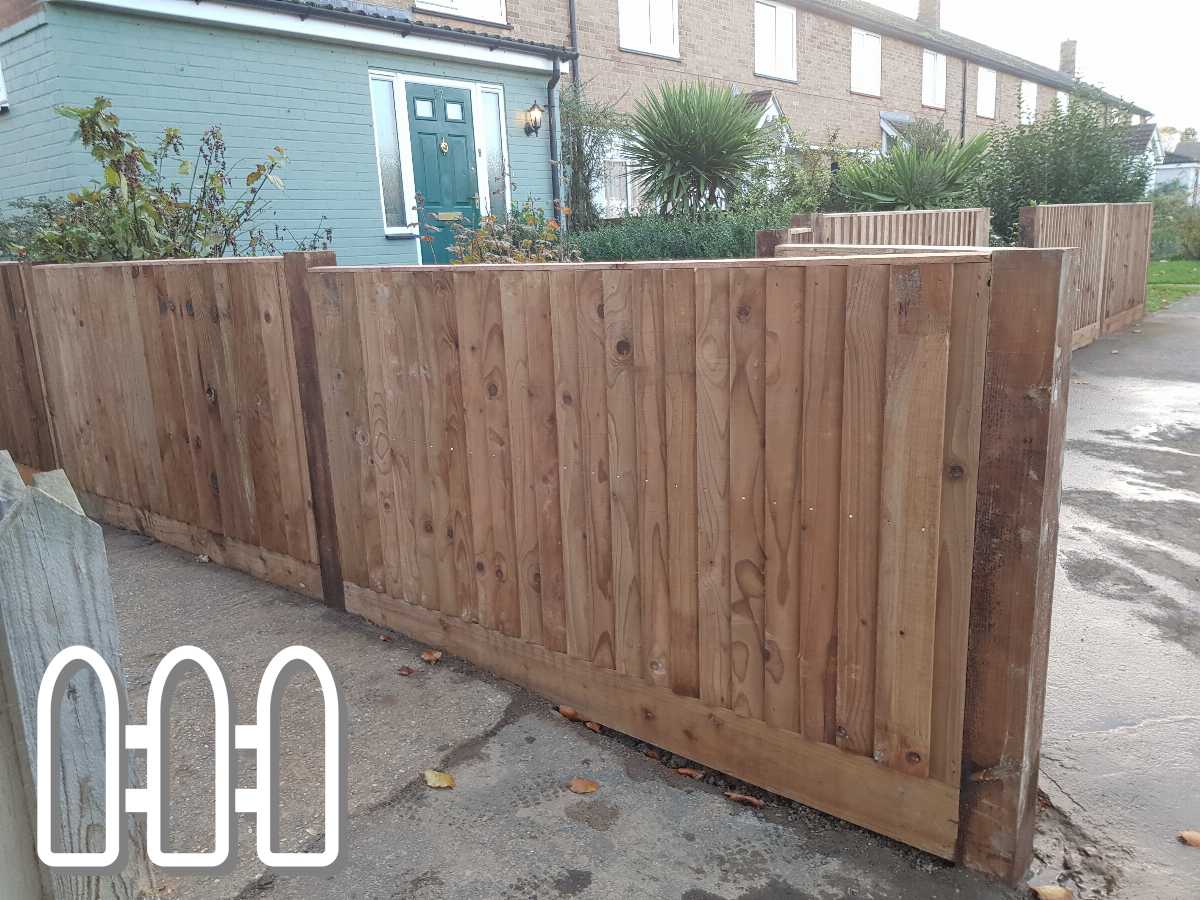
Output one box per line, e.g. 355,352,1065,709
53,0,568,73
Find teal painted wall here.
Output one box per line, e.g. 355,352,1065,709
0,5,557,264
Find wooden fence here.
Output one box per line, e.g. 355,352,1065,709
0,248,1073,886
1019,202,1153,349
757,208,991,257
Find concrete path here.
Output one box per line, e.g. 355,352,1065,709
100,297,1200,900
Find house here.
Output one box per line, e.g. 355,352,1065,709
0,0,1152,262
1124,122,1165,193
0,0,576,264
1157,144,1200,206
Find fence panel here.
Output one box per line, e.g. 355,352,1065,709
0,264,56,470
1019,201,1151,348
805,209,991,247
300,254,998,858
27,258,320,596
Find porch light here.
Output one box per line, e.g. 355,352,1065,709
524,102,544,136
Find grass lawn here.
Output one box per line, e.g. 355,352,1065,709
1147,260,1200,313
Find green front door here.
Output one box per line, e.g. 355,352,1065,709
408,83,480,264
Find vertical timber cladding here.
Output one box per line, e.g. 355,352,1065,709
310,254,994,858
26,259,321,594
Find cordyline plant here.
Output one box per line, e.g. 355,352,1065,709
625,82,767,215
5,97,329,262
834,132,991,211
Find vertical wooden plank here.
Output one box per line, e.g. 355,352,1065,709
799,264,846,744
835,264,889,755
728,266,767,719
958,249,1072,884
634,268,671,688
501,272,543,644
664,268,698,697
604,268,641,675
576,270,615,668
0,264,56,470
282,251,344,609
695,267,731,708
524,271,567,650
873,263,953,778
930,262,991,786
762,266,804,731
550,270,592,658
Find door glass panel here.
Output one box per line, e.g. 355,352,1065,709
369,78,406,229
445,101,465,122
414,98,435,119
480,91,507,221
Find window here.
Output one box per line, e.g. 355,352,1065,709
921,49,946,109
1020,80,1037,124
413,0,506,25
479,87,510,222
1057,90,1070,112
369,76,408,231
754,1,797,81
976,67,996,119
850,28,881,97
618,0,679,58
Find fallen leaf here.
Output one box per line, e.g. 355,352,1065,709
585,721,602,733
724,791,764,809
397,665,415,676
643,748,660,760
195,554,210,564
1178,830,1200,847
421,650,443,664
1030,887,1072,900
567,777,599,794
558,705,582,722
379,634,393,643
423,769,455,789
676,767,705,780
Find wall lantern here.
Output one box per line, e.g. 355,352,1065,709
524,102,544,137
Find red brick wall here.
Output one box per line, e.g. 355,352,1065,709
0,0,42,32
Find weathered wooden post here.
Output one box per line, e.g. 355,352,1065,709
0,451,154,899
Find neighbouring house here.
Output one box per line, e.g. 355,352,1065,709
1124,122,1165,194
0,0,575,264
1157,143,1200,206
0,0,1154,261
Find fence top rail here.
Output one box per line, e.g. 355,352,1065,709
1028,201,1152,211
28,256,284,271
816,207,991,218
777,243,994,254
307,252,995,276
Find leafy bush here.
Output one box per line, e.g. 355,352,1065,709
445,199,581,263
560,85,627,231
1,97,330,262
834,132,989,211
625,82,766,214
1181,210,1200,260
973,98,1152,244
1150,184,1192,258
730,119,845,224
569,210,779,261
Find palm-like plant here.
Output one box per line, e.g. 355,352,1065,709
835,132,990,211
625,82,766,215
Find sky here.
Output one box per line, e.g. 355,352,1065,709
870,0,1198,130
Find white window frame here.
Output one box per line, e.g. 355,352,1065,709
850,28,882,98
754,1,798,82
1020,79,1037,124
617,0,680,59
976,67,996,119
921,49,946,109
367,70,503,238
413,0,507,26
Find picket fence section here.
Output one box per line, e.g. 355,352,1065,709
0,248,1073,886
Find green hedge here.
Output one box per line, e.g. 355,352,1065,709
568,212,774,261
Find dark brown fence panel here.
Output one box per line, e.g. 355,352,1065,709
0,263,56,470
26,258,320,596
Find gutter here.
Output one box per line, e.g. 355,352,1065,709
547,56,563,224
567,0,580,80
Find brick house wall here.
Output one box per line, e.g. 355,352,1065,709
0,0,42,31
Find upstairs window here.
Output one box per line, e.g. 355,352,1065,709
976,67,996,118
1057,90,1070,112
850,28,882,97
414,0,507,24
754,1,797,81
921,49,946,109
618,0,679,58
1020,80,1037,124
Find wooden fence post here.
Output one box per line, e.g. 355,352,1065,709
957,248,1073,884
283,251,345,611
0,451,154,899
0,263,57,471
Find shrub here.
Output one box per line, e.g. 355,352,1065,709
625,82,766,215
445,199,581,263
559,85,627,231
569,210,774,261
730,119,844,224
972,98,1152,244
834,132,990,211
1150,184,1190,258
1180,210,1200,260
1,97,330,262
